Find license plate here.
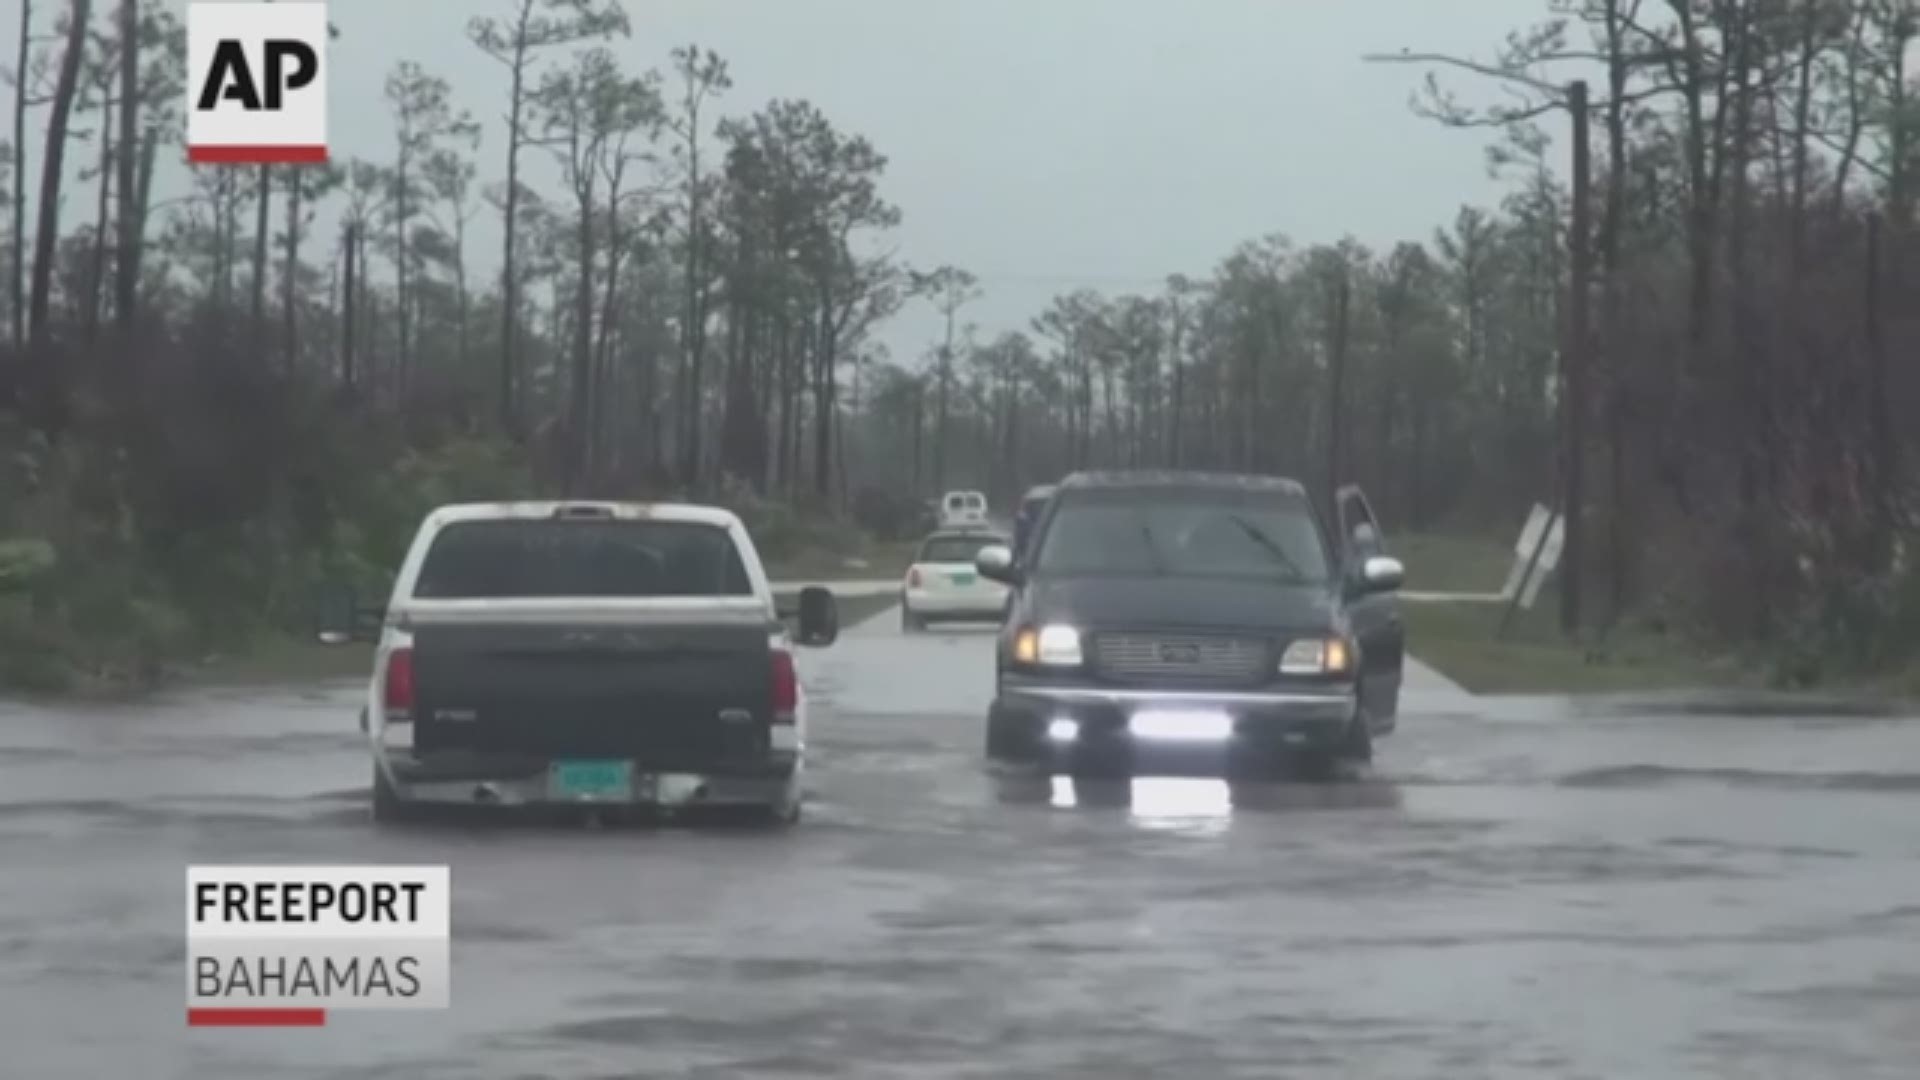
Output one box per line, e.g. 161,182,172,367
949,572,976,585
549,760,633,801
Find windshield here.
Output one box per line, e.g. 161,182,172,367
919,533,1003,564
412,520,753,599
1032,489,1330,582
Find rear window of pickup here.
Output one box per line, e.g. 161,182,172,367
412,520,754,599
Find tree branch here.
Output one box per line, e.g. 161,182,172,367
1363,51,1568,96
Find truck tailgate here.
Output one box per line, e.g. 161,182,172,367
410,621,775,765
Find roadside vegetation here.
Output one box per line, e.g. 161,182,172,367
1,1,1917,696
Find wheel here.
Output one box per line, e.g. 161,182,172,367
985,708,1037,762
1296,710,1373,780
727,791,801,829
1337,708,1375,764
900,603,926,633
370,763,415,823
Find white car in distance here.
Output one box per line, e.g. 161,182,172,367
902,528,1011,631
938,489,990,528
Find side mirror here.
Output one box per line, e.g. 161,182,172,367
1353,555,1405,596
975,544,1020,585
795,585,839,647
314,581,382,644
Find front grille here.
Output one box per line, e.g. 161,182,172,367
1090,632,1271,686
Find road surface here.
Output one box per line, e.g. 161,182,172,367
5,609,1920,1077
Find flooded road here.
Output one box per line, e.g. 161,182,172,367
6,610,1920,1078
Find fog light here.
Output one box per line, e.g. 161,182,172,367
1047,718,1079,742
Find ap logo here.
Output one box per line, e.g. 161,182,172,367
187,2,329,164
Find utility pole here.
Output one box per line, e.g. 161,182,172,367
1562,79,1591,634
341,221,358,396
1326,257,1352,524
1360,50,1594,635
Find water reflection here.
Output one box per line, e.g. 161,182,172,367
992,773,1404,821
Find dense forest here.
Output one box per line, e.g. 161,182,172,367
0,0,1916,688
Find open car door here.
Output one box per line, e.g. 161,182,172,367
1334,484,1404,729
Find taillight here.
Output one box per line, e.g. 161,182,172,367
770,649,798,722
907,567,922,588
383,647,415,714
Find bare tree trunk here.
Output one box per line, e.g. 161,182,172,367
26,0,94,431
250,165,272,352
1864,213,1893,567
83,115,113,343
9,0,29,357
567,210,596,492
496,1,533,436
812,290,835,500
281,167,303,370
453,212,468,367
113,0,140,342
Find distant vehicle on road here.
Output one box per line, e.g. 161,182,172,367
900,527,1012,631
316,501,841,826
937,489,990,528
1011,483,1057,560
972,471,1405,777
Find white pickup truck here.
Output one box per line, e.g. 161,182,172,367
316,501,840,826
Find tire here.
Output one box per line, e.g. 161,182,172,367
729,788,802,829
900,603,925,633
766,798,802,827
1297,710,1373,781
370,763,415,824
1336,708,1375,764
985,709,1035,762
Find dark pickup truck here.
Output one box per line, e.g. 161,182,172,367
317,501,839,825
973,471,1406,777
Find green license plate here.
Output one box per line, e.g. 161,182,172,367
549,760,633,801
949,572,976,585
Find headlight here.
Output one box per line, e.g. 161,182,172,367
1014,624,1083,666
1279,637,1353,675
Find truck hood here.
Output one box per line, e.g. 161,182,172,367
1026,576,1341,634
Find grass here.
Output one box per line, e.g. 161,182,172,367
766,539,918,582
1388,531,1763,695
185,635,375,687
1403,599,1755,695
1394,532,1514,595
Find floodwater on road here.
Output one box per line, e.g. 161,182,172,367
5,610,1920,1078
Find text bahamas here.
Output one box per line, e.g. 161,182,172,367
195,954,423,999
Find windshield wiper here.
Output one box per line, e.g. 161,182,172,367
1228,515,1307,582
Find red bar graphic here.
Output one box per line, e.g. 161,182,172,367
187,1007,327,1027
187,145,329,165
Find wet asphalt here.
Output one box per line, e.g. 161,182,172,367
6,607,1920,1078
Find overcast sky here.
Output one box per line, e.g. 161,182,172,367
7,0,1566,367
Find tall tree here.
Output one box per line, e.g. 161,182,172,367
111,0,137,339
383,61,475,395
529,46,660,490
467,0,629,436
912,264,980,492
663,44,730,489
26,0,93,427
